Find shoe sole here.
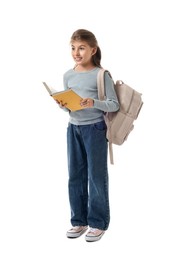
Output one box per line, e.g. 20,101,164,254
85,231,105,242
66,227,88,238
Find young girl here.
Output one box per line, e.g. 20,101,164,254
59,29,119,242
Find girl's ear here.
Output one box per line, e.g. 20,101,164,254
91,47,97,56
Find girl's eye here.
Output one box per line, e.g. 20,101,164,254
71,46,85,51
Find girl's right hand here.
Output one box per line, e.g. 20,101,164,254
55,99,67,108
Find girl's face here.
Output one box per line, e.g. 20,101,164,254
71,40,97,68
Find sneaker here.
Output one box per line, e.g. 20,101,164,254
85,228,105,242
66,226,88,238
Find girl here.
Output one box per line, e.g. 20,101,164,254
59,29,119,242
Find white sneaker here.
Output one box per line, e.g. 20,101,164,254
66,226,88,238
85,228,105,242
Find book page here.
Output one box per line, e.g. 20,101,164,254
42,82,57,95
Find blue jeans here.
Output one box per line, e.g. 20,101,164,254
67,121,110,230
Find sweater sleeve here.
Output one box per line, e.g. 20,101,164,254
93,72,119,112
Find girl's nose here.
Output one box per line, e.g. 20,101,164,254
74,49,80,56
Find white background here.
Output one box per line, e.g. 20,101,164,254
0,0,179,259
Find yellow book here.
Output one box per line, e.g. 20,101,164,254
43,82,84,111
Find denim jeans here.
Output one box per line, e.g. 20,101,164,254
67,121,110,230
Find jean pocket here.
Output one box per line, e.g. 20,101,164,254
94,121,107,131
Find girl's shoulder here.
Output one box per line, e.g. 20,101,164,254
63,68,75,78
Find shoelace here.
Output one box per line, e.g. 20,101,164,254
73,226,80,230
72,226,87,231
89,228,98,233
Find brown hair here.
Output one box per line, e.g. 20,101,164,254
70,29,102,68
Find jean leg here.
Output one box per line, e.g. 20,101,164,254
81,121,110,230
67,123,88,226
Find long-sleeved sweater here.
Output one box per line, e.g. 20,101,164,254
62,67,119,125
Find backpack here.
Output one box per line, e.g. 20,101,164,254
97,68,143,165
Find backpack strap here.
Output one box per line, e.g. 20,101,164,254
97,68,113,100
108,142,114,165
97,68,114,165
97,68,106,100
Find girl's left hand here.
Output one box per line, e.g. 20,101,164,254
80,98,94,108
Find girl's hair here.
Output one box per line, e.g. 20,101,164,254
70,29,102,68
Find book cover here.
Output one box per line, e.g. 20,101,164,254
43,82,84,111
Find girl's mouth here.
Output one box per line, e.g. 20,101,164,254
74,57,82,62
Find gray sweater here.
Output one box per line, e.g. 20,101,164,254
62,67,119,125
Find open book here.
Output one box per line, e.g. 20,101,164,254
43,82,84,111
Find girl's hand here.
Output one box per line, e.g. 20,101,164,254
55,99,67,108
80,98,94,108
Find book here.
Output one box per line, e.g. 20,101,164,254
42,82,84,111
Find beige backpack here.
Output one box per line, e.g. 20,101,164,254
97,69,143,164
